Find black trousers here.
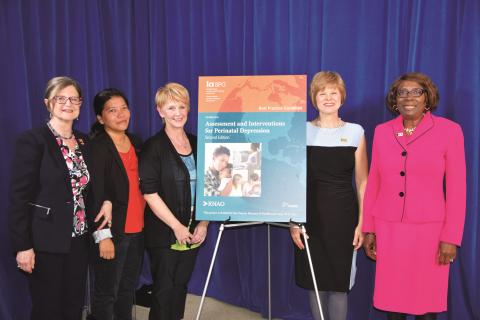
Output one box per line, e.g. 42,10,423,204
26,234,89,320
90,231,144,320
147,247,199,320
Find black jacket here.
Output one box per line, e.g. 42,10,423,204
8,124,94,254
90,131,143,244
139,129,198,247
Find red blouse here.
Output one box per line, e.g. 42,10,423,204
119,145,145,233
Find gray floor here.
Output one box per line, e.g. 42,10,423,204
82,293,282,320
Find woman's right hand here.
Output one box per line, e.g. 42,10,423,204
173,224,193,245
290,224,308,250
99,238,115,259
363,233,377,260
16,249,35,273
95,201,113,230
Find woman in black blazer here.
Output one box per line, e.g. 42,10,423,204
139,83,209,320
8,76,110,320
88,88,146,320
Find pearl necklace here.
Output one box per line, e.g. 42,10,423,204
403,127,416,134
403,114,424,135
316,118,342,136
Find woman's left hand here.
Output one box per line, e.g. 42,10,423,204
95,201,113,230
437,241,457,265
353,225,364,251
192,221,209,245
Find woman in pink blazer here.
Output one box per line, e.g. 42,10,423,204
362,73,466,320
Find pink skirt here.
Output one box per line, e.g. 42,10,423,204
374,217,450,315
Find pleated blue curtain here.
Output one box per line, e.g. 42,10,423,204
0,1,478,319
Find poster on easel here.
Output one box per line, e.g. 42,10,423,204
196,75,307,222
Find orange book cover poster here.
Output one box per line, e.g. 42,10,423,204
196,75,307,222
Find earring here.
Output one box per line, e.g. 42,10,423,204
393,105,397,110
162,117,165,124
50,113,52,118
76,117,79,120
425,107,430,111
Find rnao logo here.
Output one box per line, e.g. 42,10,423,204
206,81,226,87
203,201,226,207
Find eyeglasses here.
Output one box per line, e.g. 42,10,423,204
53,96,82,105
396,89,424,98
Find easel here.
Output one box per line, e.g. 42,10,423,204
195,218,325,320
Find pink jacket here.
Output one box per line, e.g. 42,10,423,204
362,112,466,246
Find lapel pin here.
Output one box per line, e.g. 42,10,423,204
78,139,84,145
397,133,403,137
341,138,347,142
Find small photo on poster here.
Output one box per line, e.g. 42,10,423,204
204,143,262,197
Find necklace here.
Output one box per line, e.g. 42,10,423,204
403,114,424,135
114,134,131,160
168,131,188,149
119,148,131,162
403,127,416,134
316,117,342,136
47,121,74,139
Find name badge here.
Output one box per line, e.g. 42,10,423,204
397,133,403,137
341,138,347,142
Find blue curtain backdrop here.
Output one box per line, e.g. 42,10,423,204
1,1,478,319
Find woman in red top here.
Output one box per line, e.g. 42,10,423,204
88,88,146,320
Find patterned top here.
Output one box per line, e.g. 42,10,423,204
52,131,90,237
172,153,199,250
204,168,220,196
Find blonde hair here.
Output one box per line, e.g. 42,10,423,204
155,82,190,112
232,174,242,191
44,76,83,114
309,71,346,110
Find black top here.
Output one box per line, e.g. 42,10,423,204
89,131,143,244
8,123,94,254
139,129,198,247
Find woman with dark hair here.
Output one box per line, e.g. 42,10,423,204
139,83,209,319
8,76,110,320
88,88,145,320
204,145,231,196
363,73,466,320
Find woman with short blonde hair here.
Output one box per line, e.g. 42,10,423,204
291,71,368,320
140,83,208,319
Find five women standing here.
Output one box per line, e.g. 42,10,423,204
8,74,466,320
